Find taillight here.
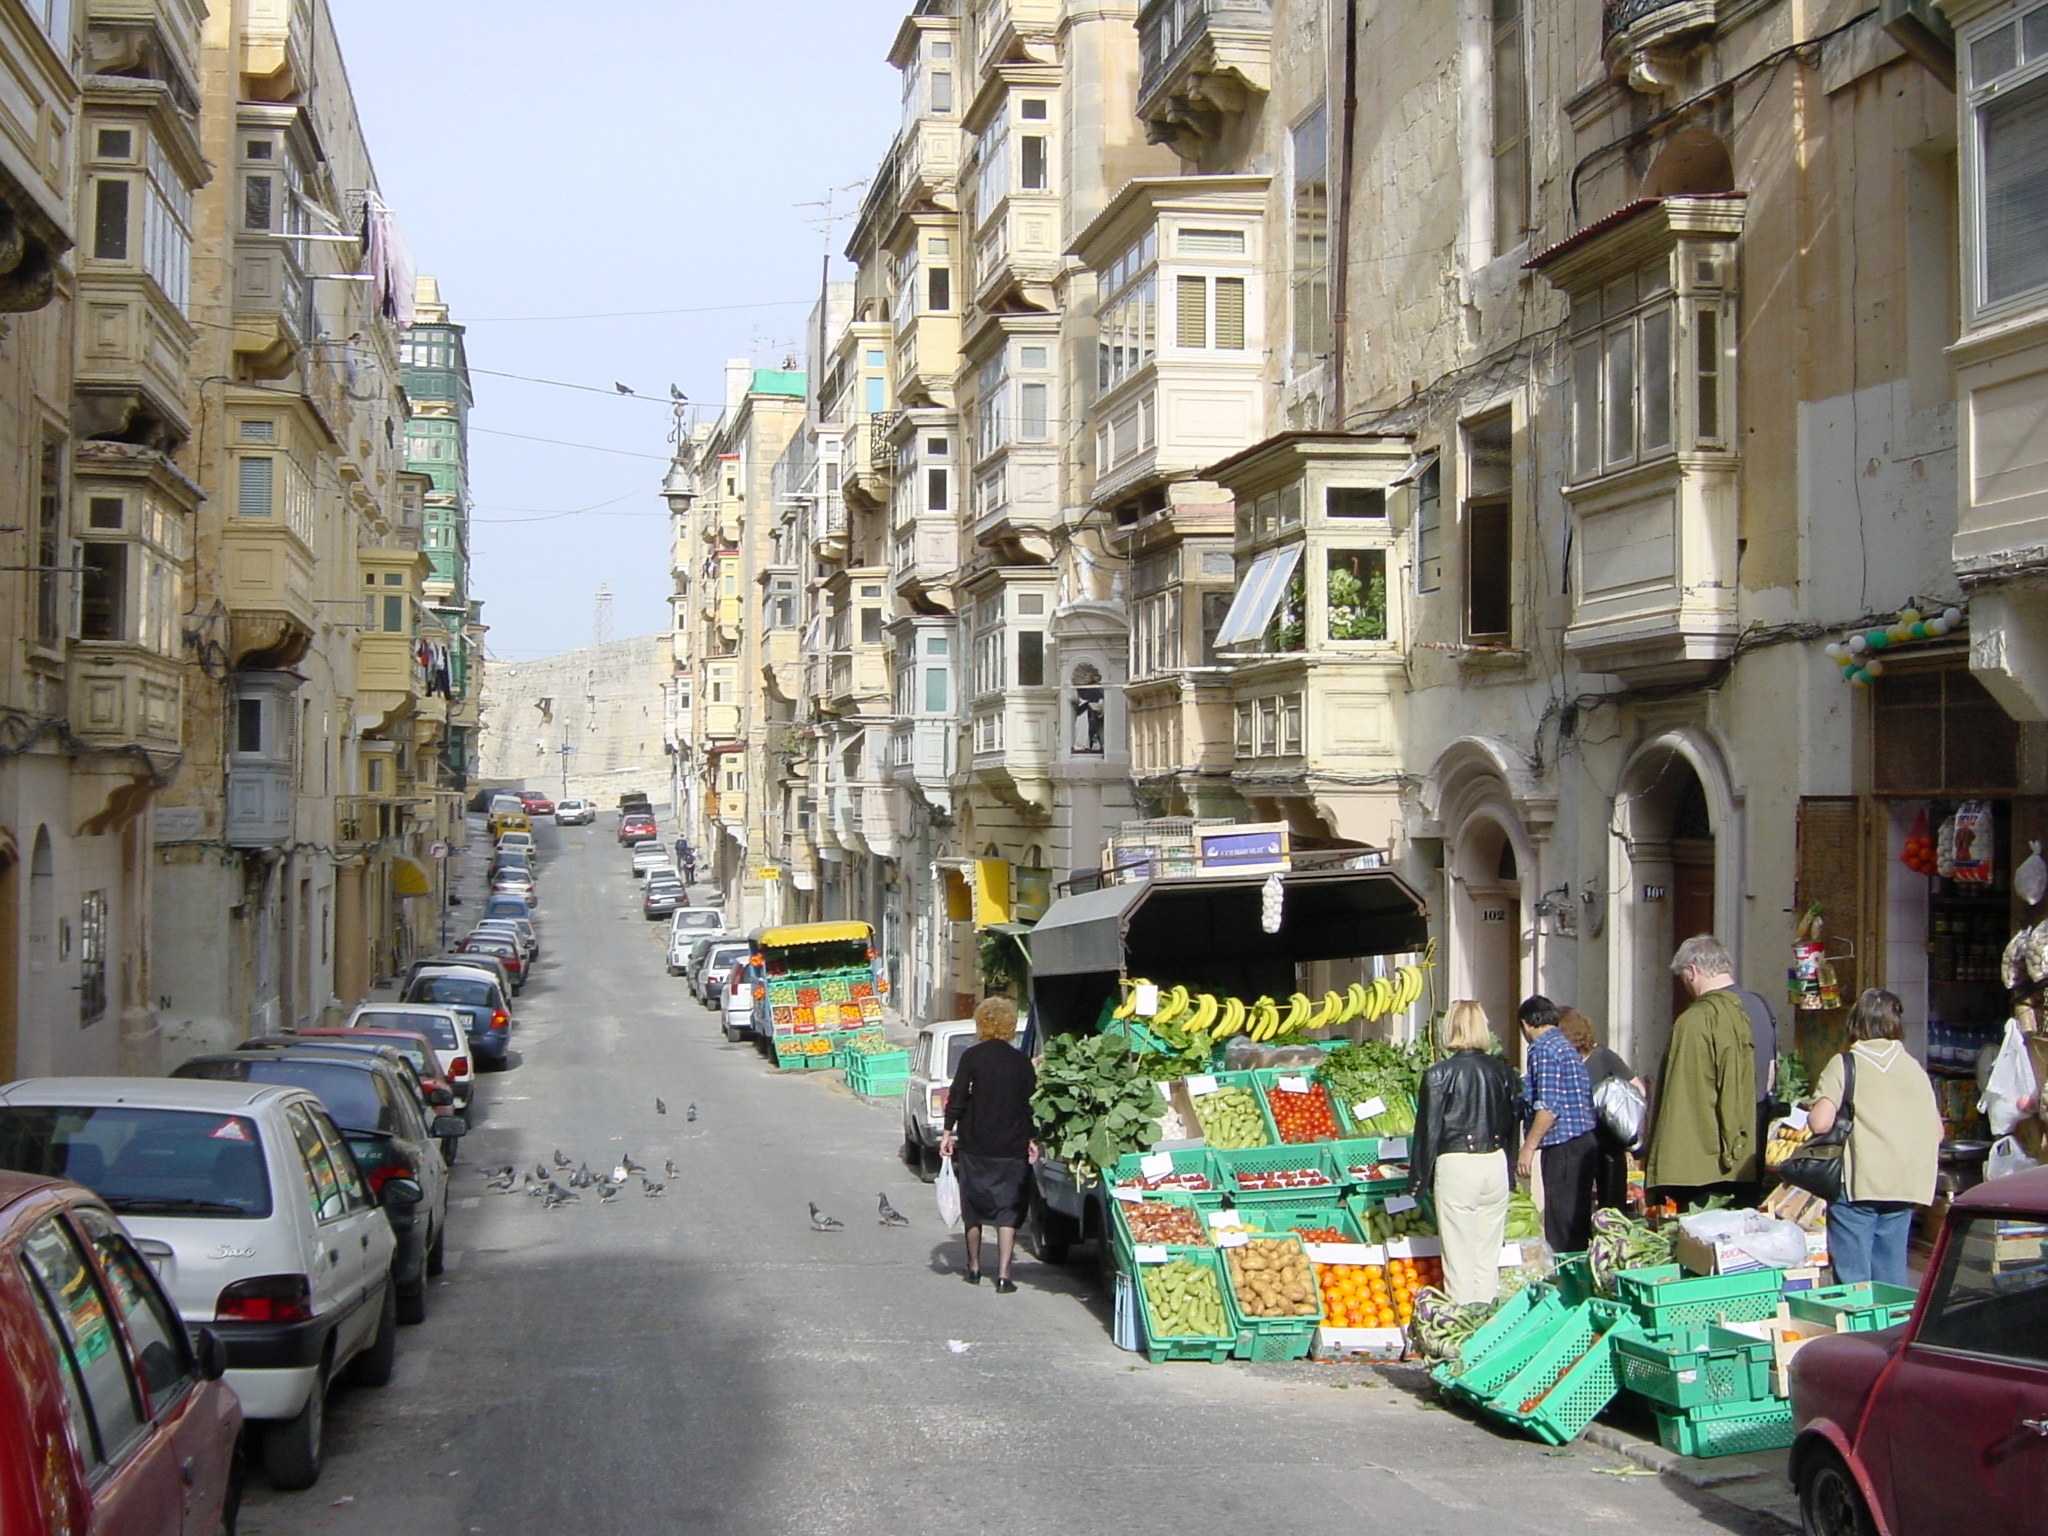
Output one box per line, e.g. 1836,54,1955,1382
364,1159,416,1195
216,1274,313,1324
491,1009,507,1029
451,1057,468,1077
930,1088,947,1117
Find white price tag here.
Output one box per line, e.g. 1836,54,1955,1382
1133,1244,1169,1265
1277,1075,1310,1093
1306,1243,1384,1265
1134,982,1160,1017
1354,1096,1387,1120
1110,1186,1143,1203
1206,1209,1241,1230
1217,1231,1250,1248
1140,1152,1173,1179
1186,1074,1219,1096
1380,1137,1408,1159
1383,1195,1419,1214
1499,1243,1525,1268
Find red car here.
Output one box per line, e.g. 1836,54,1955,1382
0,1170,242,1534
618,814,657,845
1790,1163,2048,1535
517,792,555,816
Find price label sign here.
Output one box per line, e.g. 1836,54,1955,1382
1186,1074,1219,1097
1110,1186,1142,1203
1383,1195,1419,1215
1206,1209,1241,1230
1499,1243,1526,1268
1217,1231,1250,1248
1133,1244,1169,1265
1380,1137,1408,1159
1354,1096,1387,1121
1276,1075,1310,1093
1134,982,1160,1017
1139,1152,1173,1179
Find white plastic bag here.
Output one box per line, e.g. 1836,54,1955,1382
935,1156,963,1229
1988,1135,2037,1184
1982,1019,2038,1137
2021,842,2048,907
1678,1209,1811,1271
1594,1074,1647,1147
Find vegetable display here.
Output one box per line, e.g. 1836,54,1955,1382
1189,1084,1268,1149
1236,1167,1334,1192
1223,1237,1320,1317
1264,1080,1341,1142
1031,1033,1167,1180
1407,1288,1496,1363
1504,1189,1543,1242
1141,1260,1228,1338
1317,1041,1427,1136
1587,1207,1675,1294
1121,1201,1207,1245
1316,1261,1401,1328
1362,1201,1436,1242
1114,1168,1213,1193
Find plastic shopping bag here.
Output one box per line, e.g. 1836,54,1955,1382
1982,1019,2039,1137
1988,1135,2037,1185
935,1156,963,1229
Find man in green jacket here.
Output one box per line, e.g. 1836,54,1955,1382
1647,934,1759,1206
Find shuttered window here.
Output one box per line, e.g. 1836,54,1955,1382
1214,277,1246,349
236,455,274,516
1176,275,1207,347
1871,666,2022,794
1174,275,1248,351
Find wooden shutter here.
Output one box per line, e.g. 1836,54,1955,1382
1214,277,1246,349
1175,275,1207,348
236,455,274,516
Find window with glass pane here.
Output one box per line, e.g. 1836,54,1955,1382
1465,411,1513,641
1981,73,2048,307
21,1217,146,1461
1914,1215,2048,1363
1326,549,1388,640
1568,266,1682,479
1490,0,1529,253
1019,382,1049,439
93,179,130,260
1292,107,1331,369
924,666,948,713
1017,630,1045,686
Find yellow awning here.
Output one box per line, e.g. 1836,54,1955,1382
392,856,433,897
753,920,871,949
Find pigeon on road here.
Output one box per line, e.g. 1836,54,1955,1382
641,1178,665,1198
809,1202,844,1232
878,1194,910,1227
543,1188,577,1209
532,1163,550,1184
622,1154,646,1175
479,1164,514,1181
656,1098,667,1115
552,1150,571,1168
664,1160,680,1179
569,1163,594,1189
597,1182,619,1203
486,1171,516,1192
685,1104,697,1122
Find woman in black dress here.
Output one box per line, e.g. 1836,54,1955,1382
939,995,1037,1293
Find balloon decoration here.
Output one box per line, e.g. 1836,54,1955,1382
1824,606,1964,686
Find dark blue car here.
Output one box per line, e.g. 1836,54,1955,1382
402,968,511,1070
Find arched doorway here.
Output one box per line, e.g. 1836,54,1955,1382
1450,816,1531,1060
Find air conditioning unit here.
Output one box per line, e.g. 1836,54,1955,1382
1882,0,1956,89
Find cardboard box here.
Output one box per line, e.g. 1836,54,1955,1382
1722,1306,1835,1396
1314,1326,1406,1361
1674,1228,1775,1276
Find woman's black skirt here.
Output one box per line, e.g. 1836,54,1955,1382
955,1152,1031,1227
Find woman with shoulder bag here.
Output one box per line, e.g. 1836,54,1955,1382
1805,988,1942,1288
1410,1001,1523,1304
1559,1008,1646,1212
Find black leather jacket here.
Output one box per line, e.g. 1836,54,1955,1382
1409,1049,1522,1197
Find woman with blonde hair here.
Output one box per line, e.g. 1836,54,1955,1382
940,996,1038,1292
1409,1001,1523,1304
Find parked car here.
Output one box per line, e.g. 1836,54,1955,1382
494,830,535,855
490,875,537,905
487,794,523,816
0,1169,242,1532
618,814,657,845
693,938,752,1005
459,934,526,990
642,883,684,920
901,1016,1035,1179
402,966,513,1070
402,951,518,1000
719,962,758,1043
629,846,673,879
1790,1163,2048,1536
553,798,595,826
276,1029,467,1151
469,916,538,964
0,1078,413,1490
516,792,555,816
234,1035,451,1121
171,1050,460,1330
343,1003,475,1103
669,905,726,944
481,891,532,925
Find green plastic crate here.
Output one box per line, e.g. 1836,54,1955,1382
1613,1265,1785,1330
1213,1144,1343,1203
1247,1066,1347,1145
1431,1284,1567,1401
1239,1197,1359,1243
1654,1397,1796,1459
1132,1246,1237,1363
1106,1147,1221,1196
1185,1072,1272,1150
1550,1252,1594,1308
1784,1281,1918,1333
1218,1232,1322,1362
1344,1188,1437,1245
1480,1302,1638,1445
1615,1324,1773,1410
1331,1135,1405,1184
1110,1190,1214,1272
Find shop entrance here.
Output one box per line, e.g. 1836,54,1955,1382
1615,745,1723,1075
1451,818,1528,1061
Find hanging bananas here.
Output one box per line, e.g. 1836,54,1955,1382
1113,949,1437,1049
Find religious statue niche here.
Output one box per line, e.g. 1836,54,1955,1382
1070,662,1105,755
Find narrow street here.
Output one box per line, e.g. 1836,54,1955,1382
239,823,1786,1536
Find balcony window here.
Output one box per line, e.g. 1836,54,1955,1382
1291,105,1331,370
925,665,949,713
1490,0,1530,255
926,467,949,511
1098,230,1159,390
1965,5,2048,314
1569,263,1677,478
1413,456,1443,594
928,265,951,311
1464,410,1513,642
1325,549,1387,641
1174,274,1247,350
78,544,127,641
92,179,129,260
235,455,274,517
1017,629,1045,686
931,71,954,113
1214,544,1302,647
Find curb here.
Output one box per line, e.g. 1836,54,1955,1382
1581,1422,1801,1530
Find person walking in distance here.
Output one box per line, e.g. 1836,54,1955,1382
1410,1001,1523,1304
939,996,1038,1293
1516,996,1599,1254
1646,934,1760,1207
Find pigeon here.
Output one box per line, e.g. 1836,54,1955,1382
622,1154,646,1175
543,1188,577,1209
878,1193,910,1227
533,1162,550,1183
479,1164,514,1181
486,1171,517,1192
545,1181,575,1201
524,1174,547,1198
656,1098,667,1115
809,1202,843,1232
597,1182,619,1203
552,1150,571,1168
664,1159,680,1179
569,1163,594,1189
613,382,633,395
669,385,687,403
685,1103,697,1122
641,1177,665,1198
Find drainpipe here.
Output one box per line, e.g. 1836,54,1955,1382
1329,0,1361,429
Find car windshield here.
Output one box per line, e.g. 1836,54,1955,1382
410,975,496,1008
355,1011,460,1050
674,911,721,930
0,1105,272,1216
341,1038,431,1075
228,1061,392,1134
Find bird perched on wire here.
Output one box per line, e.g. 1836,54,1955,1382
809,1202,843,1232
669,385,687,403
664,1159,680,1179
656,1097,667,1116
614,382,633,395
878,1193,910,1227
685,1103,697,1123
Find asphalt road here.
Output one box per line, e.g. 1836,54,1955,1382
239,819,1788,1536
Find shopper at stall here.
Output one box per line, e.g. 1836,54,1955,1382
939,995,1038,1293
1558,1007,1645,1211
1516,995,1599,1253
1410,1000,1522,1305
1806,987,1941,1288
1647,934,1760,1207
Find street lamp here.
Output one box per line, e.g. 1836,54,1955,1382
558,743,575,799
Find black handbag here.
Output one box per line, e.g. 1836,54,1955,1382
1778,1053,1856,1203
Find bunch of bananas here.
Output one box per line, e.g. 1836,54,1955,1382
1112,960,1431,1046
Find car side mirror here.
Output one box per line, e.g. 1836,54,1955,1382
380,1176,425,1207
192,1326,228,1382
427,1086,453,1106
431,1115,468,1138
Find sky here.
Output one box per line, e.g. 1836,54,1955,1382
331,0,907,661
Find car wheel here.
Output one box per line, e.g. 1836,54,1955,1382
917,1140,941,1182
348,1278,399,1384
426,1219,447,1277
262,1362,327,1490
395,1266,428,1326
901,1125,924,1172
1798,1446,1876,1536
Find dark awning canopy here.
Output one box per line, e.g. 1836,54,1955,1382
1028,867,1429,979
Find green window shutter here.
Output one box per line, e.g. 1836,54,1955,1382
1175,274,1207,348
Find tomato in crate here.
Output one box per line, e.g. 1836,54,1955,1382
1265,1080,1342,1143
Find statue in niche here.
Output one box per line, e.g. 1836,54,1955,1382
1070,662,1104,755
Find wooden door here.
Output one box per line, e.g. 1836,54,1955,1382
1671,839,1716,1020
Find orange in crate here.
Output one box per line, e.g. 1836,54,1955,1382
1313,1261,1400,1329
1382,1255,1444,1325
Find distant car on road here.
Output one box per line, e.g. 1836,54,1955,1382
0,1168,242,1534
1790,1162,2048,1536
719,963,758,1044
401,966,513,1071
630,847,674,881
692,938,751,1004
553,798,595,826
618,813,657,845
516,791,555,816
642,882,684,920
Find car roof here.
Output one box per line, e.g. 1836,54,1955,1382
351,1002,463,1020
1953,1162,2048,1214
183,1048,399,1079
0,1075,312,1111
0,1169,69,1210
916,1019,978,1037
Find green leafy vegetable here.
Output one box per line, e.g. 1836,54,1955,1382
1030,1033,1167,1181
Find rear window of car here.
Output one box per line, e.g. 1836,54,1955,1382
945,1034,976,1079
409,975,497,1008
673,911,722,931
355,1011,460,1050
0,1105,272,1217
707,943,749,969
227,1061,392,1134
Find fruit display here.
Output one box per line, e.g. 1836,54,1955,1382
1121,1200,1208,1246
1292,1225,1350,1244
845,1029,894,1055
1764,1119,1812,1168
1111,959,1434,1054
1345,1160,1409,1182
1189,1084,1269,1149
1362,1200,1436,1242
1114,1168,1214,1193
1316,1261,1401,1329
1236,1167,1334,1192
1222,1236,1320,1318
1140,1260,1229,1338
1383,1254,1443,1324
1264,1080,1341,1142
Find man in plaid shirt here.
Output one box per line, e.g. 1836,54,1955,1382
1516,995,1598,1253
